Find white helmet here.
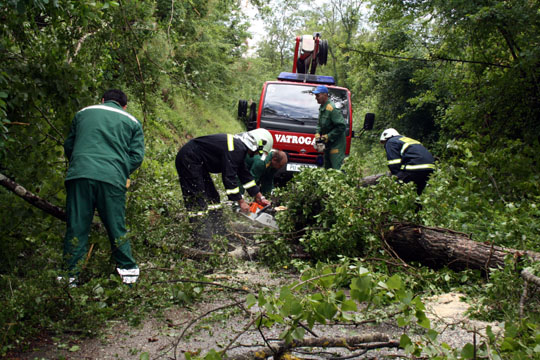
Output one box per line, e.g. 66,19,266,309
248,128,273,154
380,128,400,141
234,128,274,154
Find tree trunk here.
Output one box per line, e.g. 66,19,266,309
0,172,66,221
386,223,540,271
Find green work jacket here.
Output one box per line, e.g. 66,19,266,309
245,152,278,196
316,99,346,149
64,101,145,190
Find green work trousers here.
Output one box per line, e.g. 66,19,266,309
324,144,346,170
64,178,137,275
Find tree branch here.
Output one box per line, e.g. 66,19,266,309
344,47,511,68
522,269,540,287
0,172,66,221
226,333,396,360
151,278,251,293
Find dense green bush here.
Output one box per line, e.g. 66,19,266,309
260,164,421,264
421,139,540,252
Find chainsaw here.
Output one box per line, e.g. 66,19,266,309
313,137,326,152
240,202,279,229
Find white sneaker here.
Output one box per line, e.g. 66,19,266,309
116,268,139,284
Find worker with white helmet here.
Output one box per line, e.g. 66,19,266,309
380,128,435,195
175,129,273,214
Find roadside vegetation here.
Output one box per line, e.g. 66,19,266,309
1,0,539,358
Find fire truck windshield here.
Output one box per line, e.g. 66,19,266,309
260,83,350,134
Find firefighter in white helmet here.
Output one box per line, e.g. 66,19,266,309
175,129,273,214
380,128,435,195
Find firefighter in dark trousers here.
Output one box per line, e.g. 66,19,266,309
312,85,347,170
63,89,145,285
380,128,435,195
175,129,273,215
244,150,287,196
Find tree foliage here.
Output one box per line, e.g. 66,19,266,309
1,0,540,357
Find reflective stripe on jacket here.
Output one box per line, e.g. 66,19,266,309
384,135,435,175
189,133,260,201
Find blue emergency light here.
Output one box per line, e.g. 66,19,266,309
277,72,335,85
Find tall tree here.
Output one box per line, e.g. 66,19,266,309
0,0,252,268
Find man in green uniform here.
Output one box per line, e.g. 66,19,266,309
62,89,145,285
312,85,347,169
244,150,287,196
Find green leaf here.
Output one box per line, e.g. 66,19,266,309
427,329,438,341
291,327,305,340
246,294,257,308
397,316,408,326
257,289,266,306
290,300,303,316
460,343,475,359
140,352,150,360
69,345,80,352
386,274,402,290
204,349,222,360
400,334,412,348
279,286,292,301
319,302,337,319
341,299,357,312
416,310,430,329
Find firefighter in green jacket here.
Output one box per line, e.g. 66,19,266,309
62,89,145,285
244,150,287,196
312,85,347,169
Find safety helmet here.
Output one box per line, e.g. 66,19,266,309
248,128,274,154
380,128,400,142
235,128,274,155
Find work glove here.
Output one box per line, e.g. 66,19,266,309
313,133,322,150
321,134,329,143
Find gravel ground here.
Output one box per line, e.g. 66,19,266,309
8,218,500,360
9,265,499,360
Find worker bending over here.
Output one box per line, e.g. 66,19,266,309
175,128,273,214
380,128,435,195
244,150,287,196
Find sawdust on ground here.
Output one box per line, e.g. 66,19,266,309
9,263,499,360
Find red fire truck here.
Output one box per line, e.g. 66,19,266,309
238,34,374,184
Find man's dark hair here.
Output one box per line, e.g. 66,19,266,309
102,89,128,107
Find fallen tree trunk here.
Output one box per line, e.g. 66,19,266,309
385,223,540,271
0,172,66,221
228,333,397,360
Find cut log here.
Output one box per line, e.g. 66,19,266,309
385,223,540,271
0,172,66,221
359,173,386,186
227,333,396,360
